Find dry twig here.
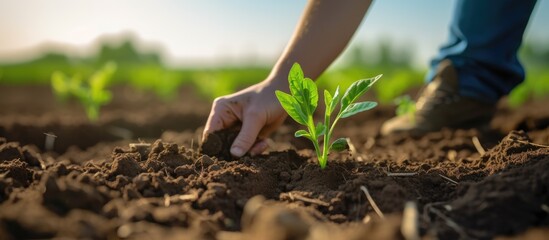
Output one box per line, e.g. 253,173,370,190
401,202,420,240
386,172,418,177
438,174,459,185
347,137,363,161
542,204,549,213
472,136,486,155
44,132,57,151
427,206,469,239
508,139,549,148
447,150,457,161
360,185,385,219
288,192,330,207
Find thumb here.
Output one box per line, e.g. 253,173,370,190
230,112,264,157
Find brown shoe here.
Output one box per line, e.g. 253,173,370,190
381,59,496,136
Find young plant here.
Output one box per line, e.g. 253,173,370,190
275,63,381,169
394,95,416,123
51,62,117,121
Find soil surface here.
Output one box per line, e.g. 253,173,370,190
1,85,549,240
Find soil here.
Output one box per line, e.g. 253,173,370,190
1,85,549,240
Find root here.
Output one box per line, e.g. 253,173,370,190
360,185,385,219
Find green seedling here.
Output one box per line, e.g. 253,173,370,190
394,95,416,123
276,63,381,169
51,62,117,121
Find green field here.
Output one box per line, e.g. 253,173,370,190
1,38,547,112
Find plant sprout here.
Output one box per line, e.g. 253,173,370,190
51,62,117,121
394,95,416,123
276,63,381,169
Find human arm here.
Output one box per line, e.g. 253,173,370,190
203,0,373,157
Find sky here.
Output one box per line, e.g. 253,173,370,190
0,0,548,68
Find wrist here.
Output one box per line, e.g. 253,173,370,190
263,74,289,93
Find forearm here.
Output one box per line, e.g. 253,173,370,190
268,0,373,86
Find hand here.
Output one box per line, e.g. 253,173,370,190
202,80,288,157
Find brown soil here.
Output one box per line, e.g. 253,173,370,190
1,85,549,240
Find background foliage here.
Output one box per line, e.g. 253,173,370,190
0,37,547,108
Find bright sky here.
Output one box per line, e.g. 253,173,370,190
1,0,548,67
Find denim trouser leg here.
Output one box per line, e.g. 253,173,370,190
427,0,537,103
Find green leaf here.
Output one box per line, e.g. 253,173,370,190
291,78,318,115
315,122,326,137
90,62,117,91
324,89,333,115
294,130,312,139
92,90,112,104
394,95,416,117
275,90,308,125
51,71,69,98
329,86,341,114
303,78,318,113
340,101,377,118
341,74,382,109
330,138,349,152
288,63,304,95
287,63,318,115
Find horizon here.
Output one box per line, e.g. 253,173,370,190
1,0,548,68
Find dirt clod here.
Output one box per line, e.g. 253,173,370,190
2,86,549,239
110,153,141,178
0,142,23,162
200,127,240,160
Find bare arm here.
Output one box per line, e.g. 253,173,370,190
203,0,373,157
268,0,373,85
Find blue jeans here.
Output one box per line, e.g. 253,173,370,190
427,0,538,103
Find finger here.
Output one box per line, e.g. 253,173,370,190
249,139,269,156
230,111,265,157
203,98,238,141
257,116,286,139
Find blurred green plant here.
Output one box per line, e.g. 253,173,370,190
394,95,416,122
3,36,549,107
507,70,549,108
128,65,188,100
51,62,117,121
507,42,549,107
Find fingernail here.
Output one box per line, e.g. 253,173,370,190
231,146,244,157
